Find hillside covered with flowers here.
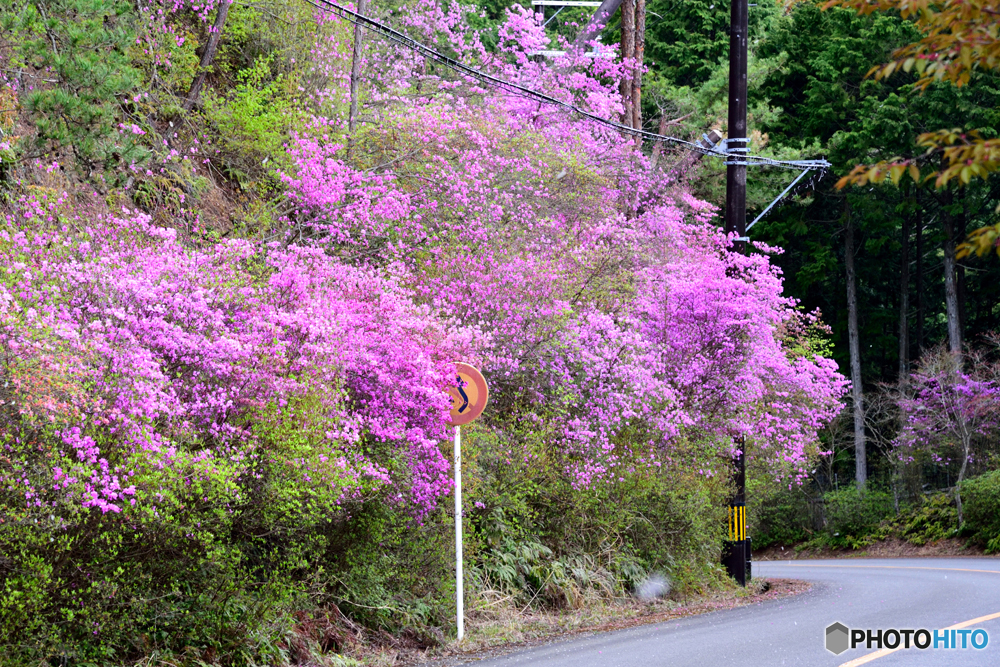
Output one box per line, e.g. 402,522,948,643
0,0,846,663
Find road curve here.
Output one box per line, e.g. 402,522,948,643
458,558,1000,667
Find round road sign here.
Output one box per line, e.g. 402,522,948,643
447,362,488,426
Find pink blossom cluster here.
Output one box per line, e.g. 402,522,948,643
896,356,1000,463
0,194,470,516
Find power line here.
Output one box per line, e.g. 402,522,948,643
301,0,828,172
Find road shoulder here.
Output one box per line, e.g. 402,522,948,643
392,578,810,666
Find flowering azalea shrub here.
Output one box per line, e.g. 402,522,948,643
895,347,1000,523
280,7,847,488
0,192,471,659
1,193,467,517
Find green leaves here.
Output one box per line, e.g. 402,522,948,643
4,0,147,178
201,54,310,193
959,469,1000,552
826,0,1000,91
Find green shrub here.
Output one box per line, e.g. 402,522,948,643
0,503,305,665
751,486,965,550
0,393,432,665
462,426,730,608
752,487,816,549
2,0,148,179
899,493,958,545
318,499,457,636
202,55,310,192
961,470,1000,553
821,487,896,546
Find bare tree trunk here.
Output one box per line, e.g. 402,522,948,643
956,432,970,525
915,205,924,357
899,211,910,385
942,192,968,519
953,357,972,525
957,197,967,333
631,0,645,132
620,0,636,128
845,202,867,490
943,194,962,357
650,113,670,167
183,0,232,112
347,0,367,157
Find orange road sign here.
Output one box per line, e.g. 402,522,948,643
447,362,488,426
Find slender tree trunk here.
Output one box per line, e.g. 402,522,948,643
915,205,924,357
651,113,669,166
957,197,967,333
631,0,646,132
956,432,970,525
620,0,636,128
954,367,972,525
951,196,970,522
617,0,637,216
943,193,967,522
899,212,910,385
943,192,962,357
347,0,367,157
845,202,867,490
183,0,232,112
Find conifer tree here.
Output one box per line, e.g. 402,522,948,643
1,0,146,180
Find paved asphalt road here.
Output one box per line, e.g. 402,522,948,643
460,558,1000,667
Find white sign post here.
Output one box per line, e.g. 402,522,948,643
446,363,488,643
454,424,464,640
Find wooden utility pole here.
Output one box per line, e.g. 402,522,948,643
722,443,749,586
722,0,750,587
724,0,748,244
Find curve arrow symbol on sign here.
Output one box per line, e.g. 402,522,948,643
455,376,470,413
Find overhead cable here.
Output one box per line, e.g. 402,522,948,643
302,0,829,171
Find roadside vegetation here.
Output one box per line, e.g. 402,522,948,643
752,343,1000,555
0,0,999,665
755,474,1000,555
0,1,845,665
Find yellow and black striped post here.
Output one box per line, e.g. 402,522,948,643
727,503,746,542
722,443,751,586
